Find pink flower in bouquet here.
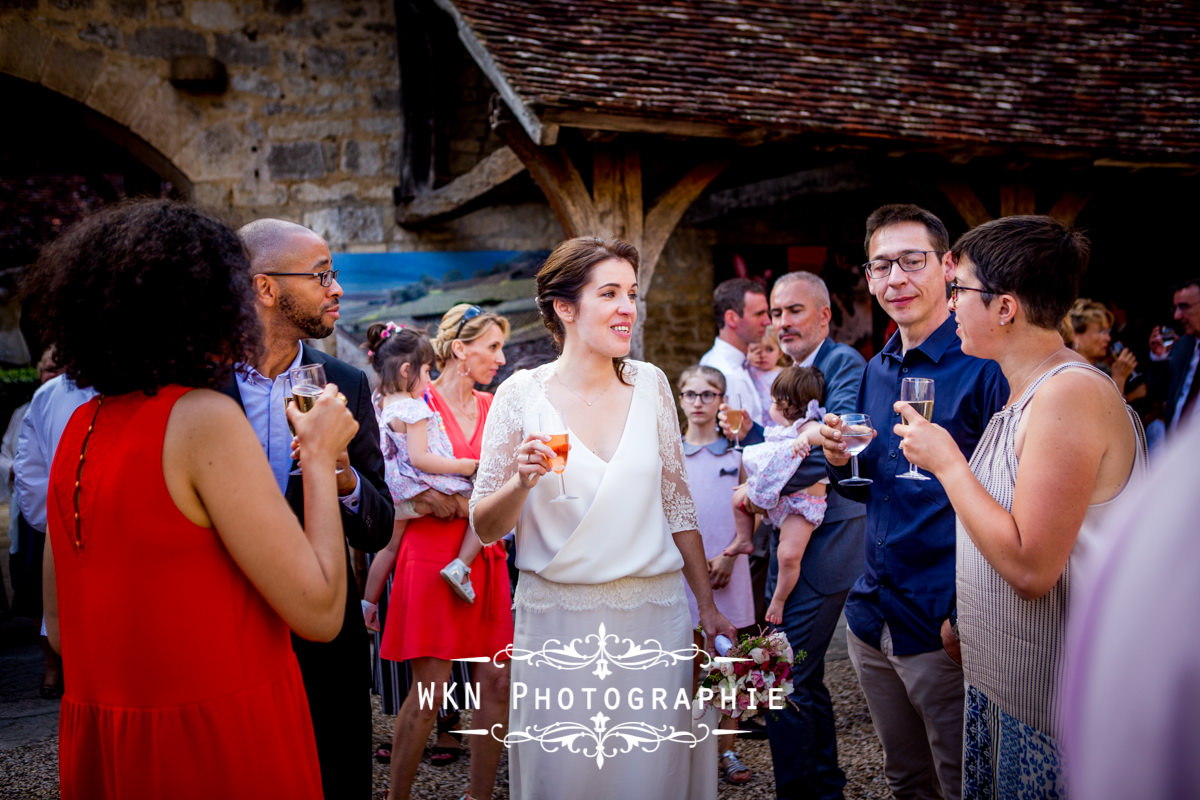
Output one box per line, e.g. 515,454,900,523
697,626,806,721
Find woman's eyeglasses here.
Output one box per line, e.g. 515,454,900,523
454,305,484,340
679,390,721,405
950,280,994,302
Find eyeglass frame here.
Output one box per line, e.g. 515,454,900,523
258,269,340,288
861,250,944,281
679,390,722,405
454,305,485,340
949,279,996,303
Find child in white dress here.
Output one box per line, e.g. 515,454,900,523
360,323,480,616
724,366,827,624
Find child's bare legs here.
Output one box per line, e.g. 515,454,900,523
363,518,407,631
724,484,756,557
766,513,816,625
440,523,480,604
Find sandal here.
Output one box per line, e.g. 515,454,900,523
439,558,476,603
429,744,461,766
720,750,751,785
40,683,63,700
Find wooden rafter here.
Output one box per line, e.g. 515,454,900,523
395,146,526,225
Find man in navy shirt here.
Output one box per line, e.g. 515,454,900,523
820,205,1007,800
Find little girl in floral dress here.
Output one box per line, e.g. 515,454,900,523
724,366,827,625
746,327,786,428
360,323,481,614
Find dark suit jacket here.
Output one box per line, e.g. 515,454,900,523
222,344,393,799
779,337,868,595
1167,334,1198,430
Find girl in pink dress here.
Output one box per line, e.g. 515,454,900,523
361,323,481,612
725,366,828,624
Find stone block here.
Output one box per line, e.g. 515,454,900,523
49,0,93,9
341,140,381,176
232,181,289,208
128,27,207,59
230,72,281,97
267,141,324,180
79,23,123,50
357,116,396,134
290,181,359,203
111,0,147,18
191,181,232,208
128,79,206,161
370,87,399,112
215,33,270,66
262,0,303,15
190,2,239,31
0,19,52,81
382,139,400,175
305,44,346,77
175,122,249,181
86,60,159,124
279,50,300,73
303,205,388,246
266,119,352,140
41,41,105,101
157,0,182,18
284,19,330,39
321,141,339,172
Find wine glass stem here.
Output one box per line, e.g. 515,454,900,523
851,455,859,479
559,473,567,495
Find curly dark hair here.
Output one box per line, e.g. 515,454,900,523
366,322,435,394
771,366,825,424
21,199,262,396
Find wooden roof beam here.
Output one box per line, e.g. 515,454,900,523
395,146,526,226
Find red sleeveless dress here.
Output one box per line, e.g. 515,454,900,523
47,386,323,800
382,386,514,662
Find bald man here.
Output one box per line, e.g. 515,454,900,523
231,219,393,799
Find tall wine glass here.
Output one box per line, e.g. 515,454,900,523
898,377,934,481
838,413,875,487
541,407,577,503
726,394,747,452
285,363,327,476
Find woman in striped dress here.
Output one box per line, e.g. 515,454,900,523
894,216,1146,799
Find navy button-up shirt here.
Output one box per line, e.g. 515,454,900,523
835,315,1007,655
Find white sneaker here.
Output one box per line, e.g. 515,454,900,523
439,558,476,603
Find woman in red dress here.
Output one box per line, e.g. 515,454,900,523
383,303,513,800
31,201,358,800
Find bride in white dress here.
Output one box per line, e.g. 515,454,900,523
471,238,736,800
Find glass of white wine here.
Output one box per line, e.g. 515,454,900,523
838,413,875,486
726,394,747,451
540,407,577,503
898,377,934,481
285,363,327,475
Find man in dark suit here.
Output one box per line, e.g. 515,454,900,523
758,271,867,799
1166,277,1200,432
233,219,394,799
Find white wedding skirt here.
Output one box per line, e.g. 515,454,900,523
508,572,717,800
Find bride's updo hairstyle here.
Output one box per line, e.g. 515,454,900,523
536,237,639,384
432,302,510,370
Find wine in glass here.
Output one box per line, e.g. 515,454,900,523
898,377,934,481
541,408,577,503
726,395,747,451
285,363,328,475
838,413,875,487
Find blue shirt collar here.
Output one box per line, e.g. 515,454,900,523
879,314,960,366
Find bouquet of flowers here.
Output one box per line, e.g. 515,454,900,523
697,628,804,721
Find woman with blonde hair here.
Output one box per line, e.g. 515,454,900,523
471,237,736,799
381,303,512,800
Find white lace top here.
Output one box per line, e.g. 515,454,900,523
470,360,698,585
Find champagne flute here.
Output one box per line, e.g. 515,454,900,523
898,377,934,481
726,394,747,452
285,363,327,476
540,407,577,503
838,413,875,487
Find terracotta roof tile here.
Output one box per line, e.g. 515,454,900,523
444,0,1200,158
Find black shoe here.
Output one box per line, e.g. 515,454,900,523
738,717,768,740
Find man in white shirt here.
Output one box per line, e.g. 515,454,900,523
700,277,770,429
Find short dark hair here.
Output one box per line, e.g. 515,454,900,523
771,366,825,424
1174,276,1200,294
22,199,261,396
713,278,765,329
951,215,1089,331
366,323,436,394
864,204,950,256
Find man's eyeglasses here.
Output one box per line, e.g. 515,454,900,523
862,251,943,281
259,269,339,288
679,390,721,405
949,280,994,303
454,305,484,340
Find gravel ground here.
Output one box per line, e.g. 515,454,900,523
0,658,885,799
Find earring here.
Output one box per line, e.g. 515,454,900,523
457,357,470,377
999,320,1007,326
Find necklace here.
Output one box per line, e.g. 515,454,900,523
555,372,613,407
1008,347,1070,403
72,397,104,552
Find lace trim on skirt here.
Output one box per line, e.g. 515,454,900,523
514,571,686,613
